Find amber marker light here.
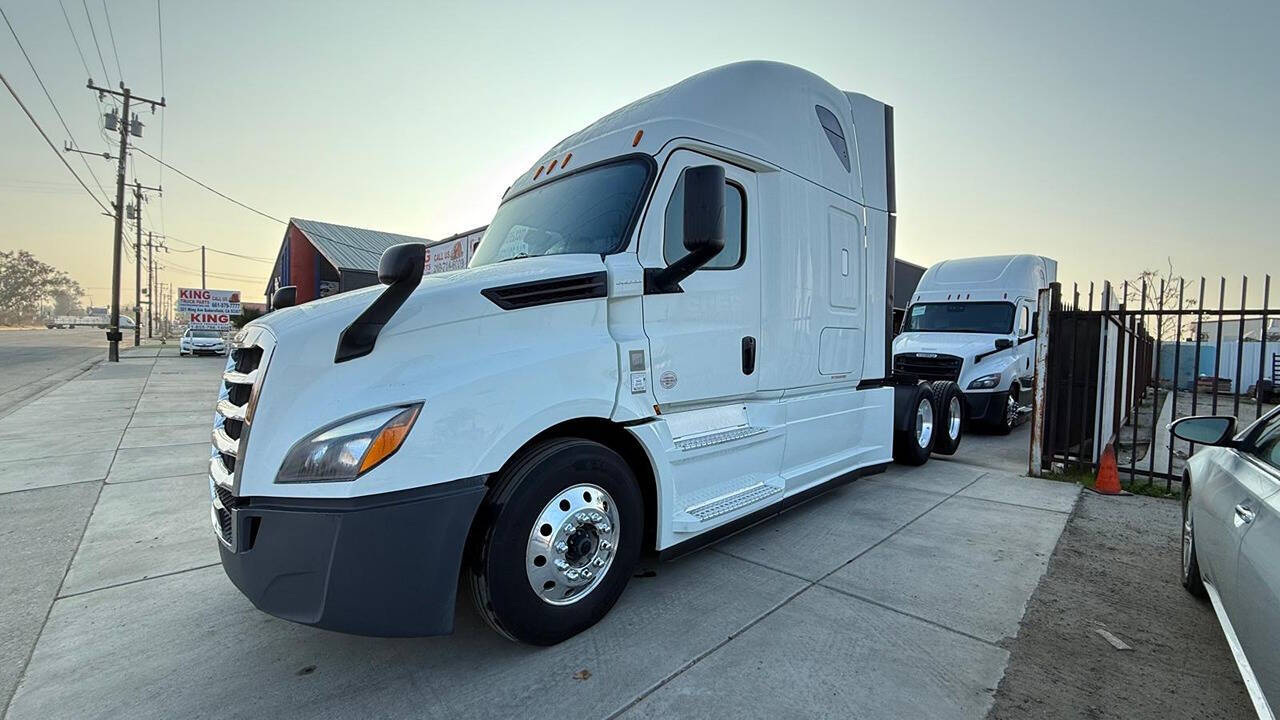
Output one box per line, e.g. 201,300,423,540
359,405,422,475
561,152,572,168
632,129,644,147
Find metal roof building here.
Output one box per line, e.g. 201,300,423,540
266,218,433,307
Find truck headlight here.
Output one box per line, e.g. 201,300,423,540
276,404,421,483
967,373,1002,390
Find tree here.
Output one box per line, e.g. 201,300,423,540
0,250,83,325
232,307,264,328
1113,258,1196,341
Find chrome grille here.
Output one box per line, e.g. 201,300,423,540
211,327,273,546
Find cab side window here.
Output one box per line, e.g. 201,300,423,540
1018,305,1032,336
663,169,745,269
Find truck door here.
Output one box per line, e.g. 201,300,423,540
639,150,760,406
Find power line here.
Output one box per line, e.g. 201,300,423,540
132,149,385,260
99,0,122,82
160,233,273,262
0,69,111,215
154,0,166,236
133,146,285,225
1,5,112,207
58,0,93,79
80,0,110,86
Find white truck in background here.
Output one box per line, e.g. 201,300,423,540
209,61,960,646
892,255,1056,433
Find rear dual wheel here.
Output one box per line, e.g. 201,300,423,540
468,438,643,645
930,381,964,456
894,383,937,466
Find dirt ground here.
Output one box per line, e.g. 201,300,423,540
988,491,1253,719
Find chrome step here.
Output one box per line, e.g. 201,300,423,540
674,426,766,452
684,481,782,522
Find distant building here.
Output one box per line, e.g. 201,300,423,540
265,219,490,308
1192,317,1280,342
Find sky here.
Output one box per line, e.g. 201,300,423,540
1,0,1277,306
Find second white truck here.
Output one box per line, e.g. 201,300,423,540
893,255,1056,433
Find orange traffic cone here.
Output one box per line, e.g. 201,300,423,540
1092,443,1126,495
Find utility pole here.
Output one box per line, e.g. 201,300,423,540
146,232,154,338
130,181,162,347
201,245,206,289
88,79,164,361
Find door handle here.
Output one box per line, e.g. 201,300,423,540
1234,504,1256,525
742,336,756,375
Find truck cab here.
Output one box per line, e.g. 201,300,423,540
210,61,945,645
892,255,1056,432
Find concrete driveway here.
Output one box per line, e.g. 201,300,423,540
0,350,1077,719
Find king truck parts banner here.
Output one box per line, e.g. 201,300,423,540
187,312,234,331
177,288,242,315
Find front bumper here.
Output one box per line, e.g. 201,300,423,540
963,390,1006,425
187,345,225,355
216,476,487,637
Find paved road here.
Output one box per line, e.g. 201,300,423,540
0,328,125,416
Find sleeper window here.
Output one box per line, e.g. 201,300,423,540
663,170,745,269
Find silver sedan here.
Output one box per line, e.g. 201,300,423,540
1176,407,1280,719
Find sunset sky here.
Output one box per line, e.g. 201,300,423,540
2,0,1276,305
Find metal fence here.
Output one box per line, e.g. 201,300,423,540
1036,274,1276,490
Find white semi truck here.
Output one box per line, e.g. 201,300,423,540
210,61,960,645
892,255,1057,433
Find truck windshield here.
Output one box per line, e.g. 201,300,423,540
902,302,1015,334
469,158,651,267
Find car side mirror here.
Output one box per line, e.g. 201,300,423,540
1169,415,1237,446
649,165,726,293
271,285,297,310
994,338,1014,350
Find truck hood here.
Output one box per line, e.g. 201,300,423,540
247,253,606,348
892,332,1006,362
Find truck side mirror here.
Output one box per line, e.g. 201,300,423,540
335,242,427,362
379,242,426,285
994,338,1014,350
272,286,297,310
648,165,726,293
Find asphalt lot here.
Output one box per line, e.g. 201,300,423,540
1,348,1083,719
0,328,109,416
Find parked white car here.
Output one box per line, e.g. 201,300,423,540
1176,408,1280,718
180,328,227,356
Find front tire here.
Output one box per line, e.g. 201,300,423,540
1181,474,1208,599
894,383,936,466
993,386,1019,435
468,438,643,645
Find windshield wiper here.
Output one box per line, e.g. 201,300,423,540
495,253,531,264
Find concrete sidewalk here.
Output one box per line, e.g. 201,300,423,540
1,358,1079,720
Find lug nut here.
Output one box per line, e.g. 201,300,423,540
599,540,613,551
555,541,568,553
581,569,593,579
593,558,605,567
555,559,569,570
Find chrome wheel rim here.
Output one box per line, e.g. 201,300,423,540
1182,493,1194,577
948,396,962,440
526,483,620,606
1005,393,1018,428
916,397,934,448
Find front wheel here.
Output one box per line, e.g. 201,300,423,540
993,387,1019,435
1181,475,1207,598
468,438,643,645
